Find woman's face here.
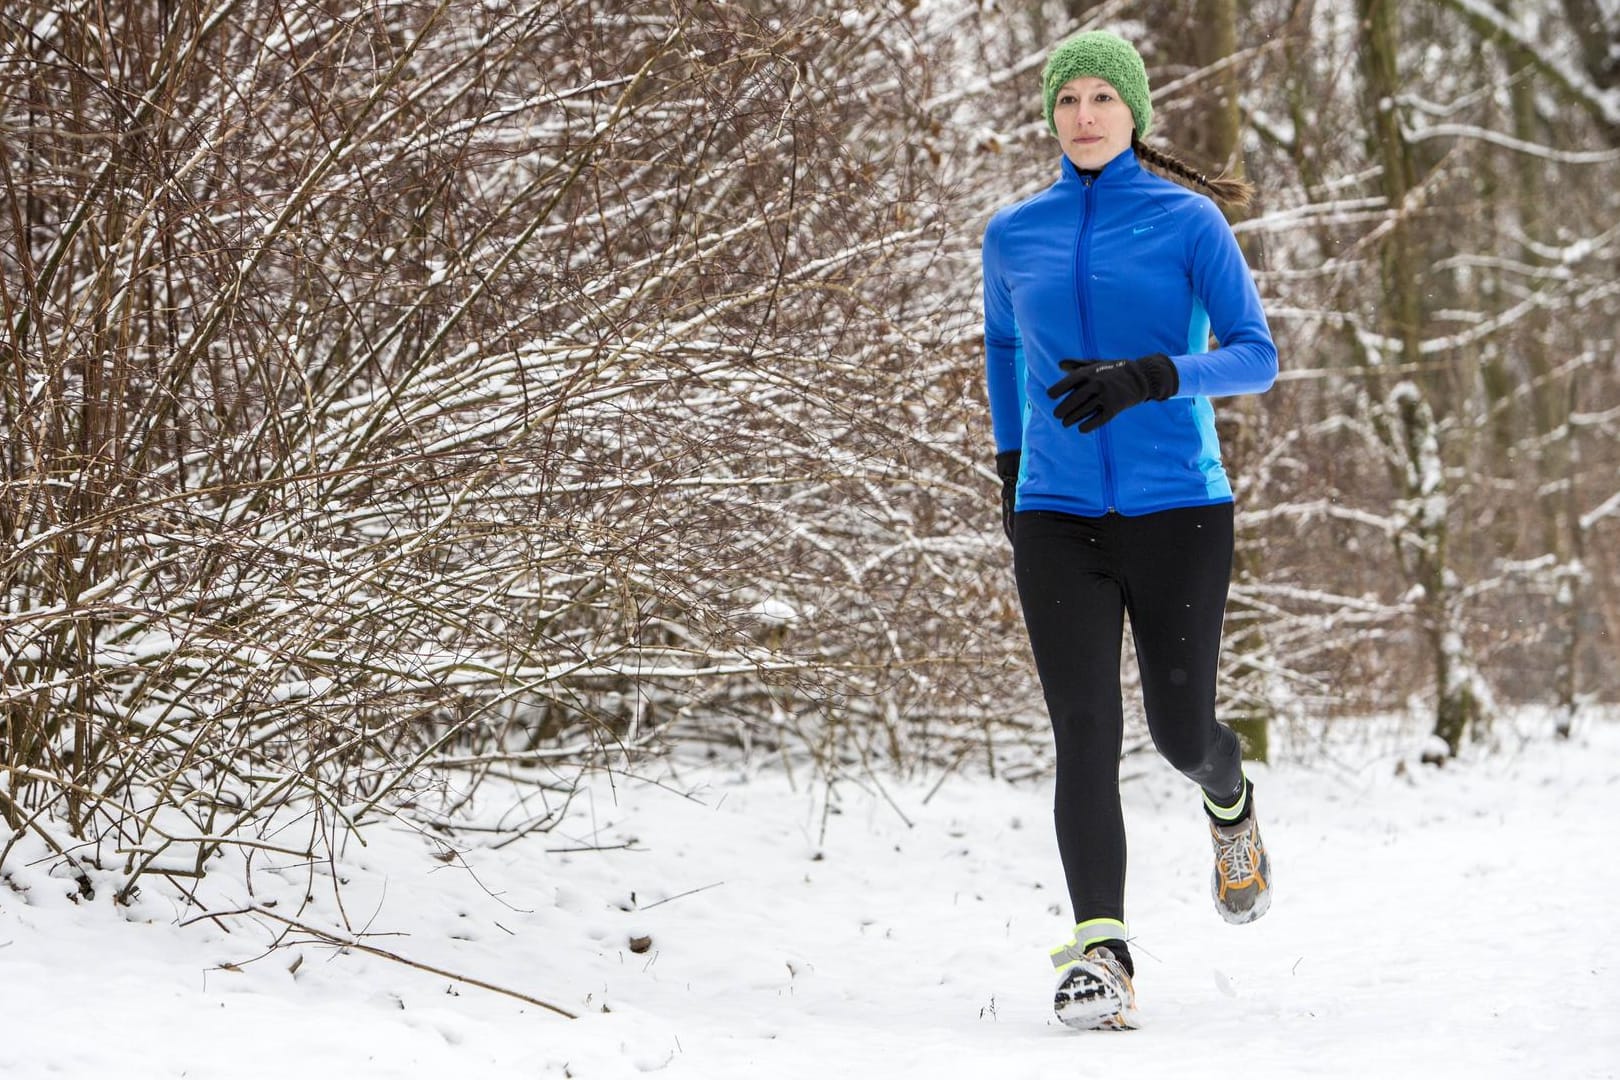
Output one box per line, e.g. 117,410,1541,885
1051,76,1134,171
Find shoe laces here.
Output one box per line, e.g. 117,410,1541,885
1088,945,1126,975
1071,947,1134,999
1213,821,1260,883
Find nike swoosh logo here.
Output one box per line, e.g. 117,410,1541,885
1132,223,1155,235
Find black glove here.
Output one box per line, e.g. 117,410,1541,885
1046,354,1179,433
995,450,1021,543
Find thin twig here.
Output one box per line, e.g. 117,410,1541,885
638,881,725,911
218,905,579,1020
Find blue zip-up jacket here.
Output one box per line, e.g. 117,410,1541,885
982,150,1277,517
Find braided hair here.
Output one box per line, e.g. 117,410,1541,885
1132,134,1254,209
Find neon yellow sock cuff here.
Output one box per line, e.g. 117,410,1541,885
1204,775,1250,822
1050,918,1129,970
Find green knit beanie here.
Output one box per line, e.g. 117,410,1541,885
1041,30,1153,138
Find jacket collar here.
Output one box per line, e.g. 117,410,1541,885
1058,147,1141,187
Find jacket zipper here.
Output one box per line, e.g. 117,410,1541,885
1074,173,1117,513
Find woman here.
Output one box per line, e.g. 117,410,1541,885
981,30,1276,1031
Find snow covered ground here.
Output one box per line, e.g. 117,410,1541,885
3,710,1617,1079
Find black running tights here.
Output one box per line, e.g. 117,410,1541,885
1013,504,1245,928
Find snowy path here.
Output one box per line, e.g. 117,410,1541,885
3,713,1617,1079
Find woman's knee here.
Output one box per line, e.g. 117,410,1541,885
1150,722,1236,784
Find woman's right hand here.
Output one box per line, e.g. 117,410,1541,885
996,450,1022,543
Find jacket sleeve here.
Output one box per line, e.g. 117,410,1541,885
982,214,1024,453
1170,199,1278,399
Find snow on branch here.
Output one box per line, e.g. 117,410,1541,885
1401,121,1620,164
1436,0,1620,130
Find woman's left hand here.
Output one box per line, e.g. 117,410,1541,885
1047,354,1179,432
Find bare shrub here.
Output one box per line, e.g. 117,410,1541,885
0,0,1018,897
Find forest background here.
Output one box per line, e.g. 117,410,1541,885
2,0,1617,900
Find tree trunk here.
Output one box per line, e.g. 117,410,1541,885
1187,0,1272,760
1187,0,1242,174
1357,0,1485,758
1504,16,1585,732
